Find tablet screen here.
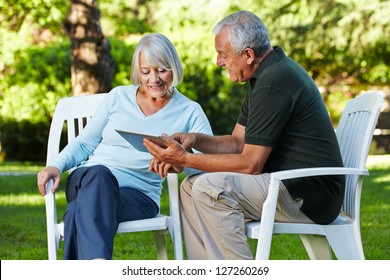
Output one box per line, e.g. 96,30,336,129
116,129,167,152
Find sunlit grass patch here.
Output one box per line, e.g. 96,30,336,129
0,192,65,205
0,161,44,172
366,154,390,169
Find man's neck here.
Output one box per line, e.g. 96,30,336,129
249,47,273,77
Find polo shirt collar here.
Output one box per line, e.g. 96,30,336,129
249,46,286,87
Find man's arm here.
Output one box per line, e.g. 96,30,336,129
183,142,272,175
144,123,272,175
178,122,244,154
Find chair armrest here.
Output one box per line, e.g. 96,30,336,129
44,179,58,231
255,167,368,260
166,173,179,218
45,178,55,195
165,173,183,259
271,167,368,181
44,179,60,260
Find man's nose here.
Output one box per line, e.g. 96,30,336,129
216,55,224,67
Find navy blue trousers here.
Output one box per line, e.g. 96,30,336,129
63,165,158,260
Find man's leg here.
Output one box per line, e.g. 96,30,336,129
180,172,313,260
189,173,256,259
180,175,209,259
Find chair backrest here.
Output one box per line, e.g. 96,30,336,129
46,93,107,165
335,92,383,216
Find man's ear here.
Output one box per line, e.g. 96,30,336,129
244,48,255,64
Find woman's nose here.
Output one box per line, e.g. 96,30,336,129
150,71,160,82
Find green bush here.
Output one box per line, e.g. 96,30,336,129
0,118,49,162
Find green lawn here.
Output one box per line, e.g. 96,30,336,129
0,155,389,260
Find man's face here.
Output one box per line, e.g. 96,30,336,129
214,27,251,83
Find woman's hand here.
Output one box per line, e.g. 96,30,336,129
149,157,183,178
37,166,61,196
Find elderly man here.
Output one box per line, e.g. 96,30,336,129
145,10,345,260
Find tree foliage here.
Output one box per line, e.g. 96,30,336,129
0,0,389,160
260,0,390,100
0,0,70,123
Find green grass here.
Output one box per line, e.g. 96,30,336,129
0,155,389,260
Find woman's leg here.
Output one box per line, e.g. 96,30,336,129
63,165,120,260
117,187,158,223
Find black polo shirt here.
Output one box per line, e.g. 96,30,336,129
238,46,345,224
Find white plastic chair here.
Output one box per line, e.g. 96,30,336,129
246,91,383,260
44,93,183,260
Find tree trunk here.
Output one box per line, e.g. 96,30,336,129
63,0,115,96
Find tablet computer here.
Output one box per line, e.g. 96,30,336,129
115,129,167,152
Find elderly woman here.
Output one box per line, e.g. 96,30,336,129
37,34,212,260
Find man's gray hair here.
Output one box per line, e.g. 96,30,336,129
212,10,271,57
131,33,183,87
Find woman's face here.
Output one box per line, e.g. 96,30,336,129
138,51,173,98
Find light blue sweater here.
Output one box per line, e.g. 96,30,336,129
50,85,213,207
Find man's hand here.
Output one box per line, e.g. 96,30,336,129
144,133,189,167
170,132,196,151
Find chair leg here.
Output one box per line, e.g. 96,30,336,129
47,227,59,260
299,234,332,260
325,226,365,260
154,231,168,260
171,230,183,260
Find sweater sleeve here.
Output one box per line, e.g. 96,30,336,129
48,94,110,172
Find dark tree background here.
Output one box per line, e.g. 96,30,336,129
63,0,115,96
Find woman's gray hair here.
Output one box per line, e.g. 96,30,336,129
131,33,183,87
212,10,271,57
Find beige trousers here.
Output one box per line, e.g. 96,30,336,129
180,172,314,260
